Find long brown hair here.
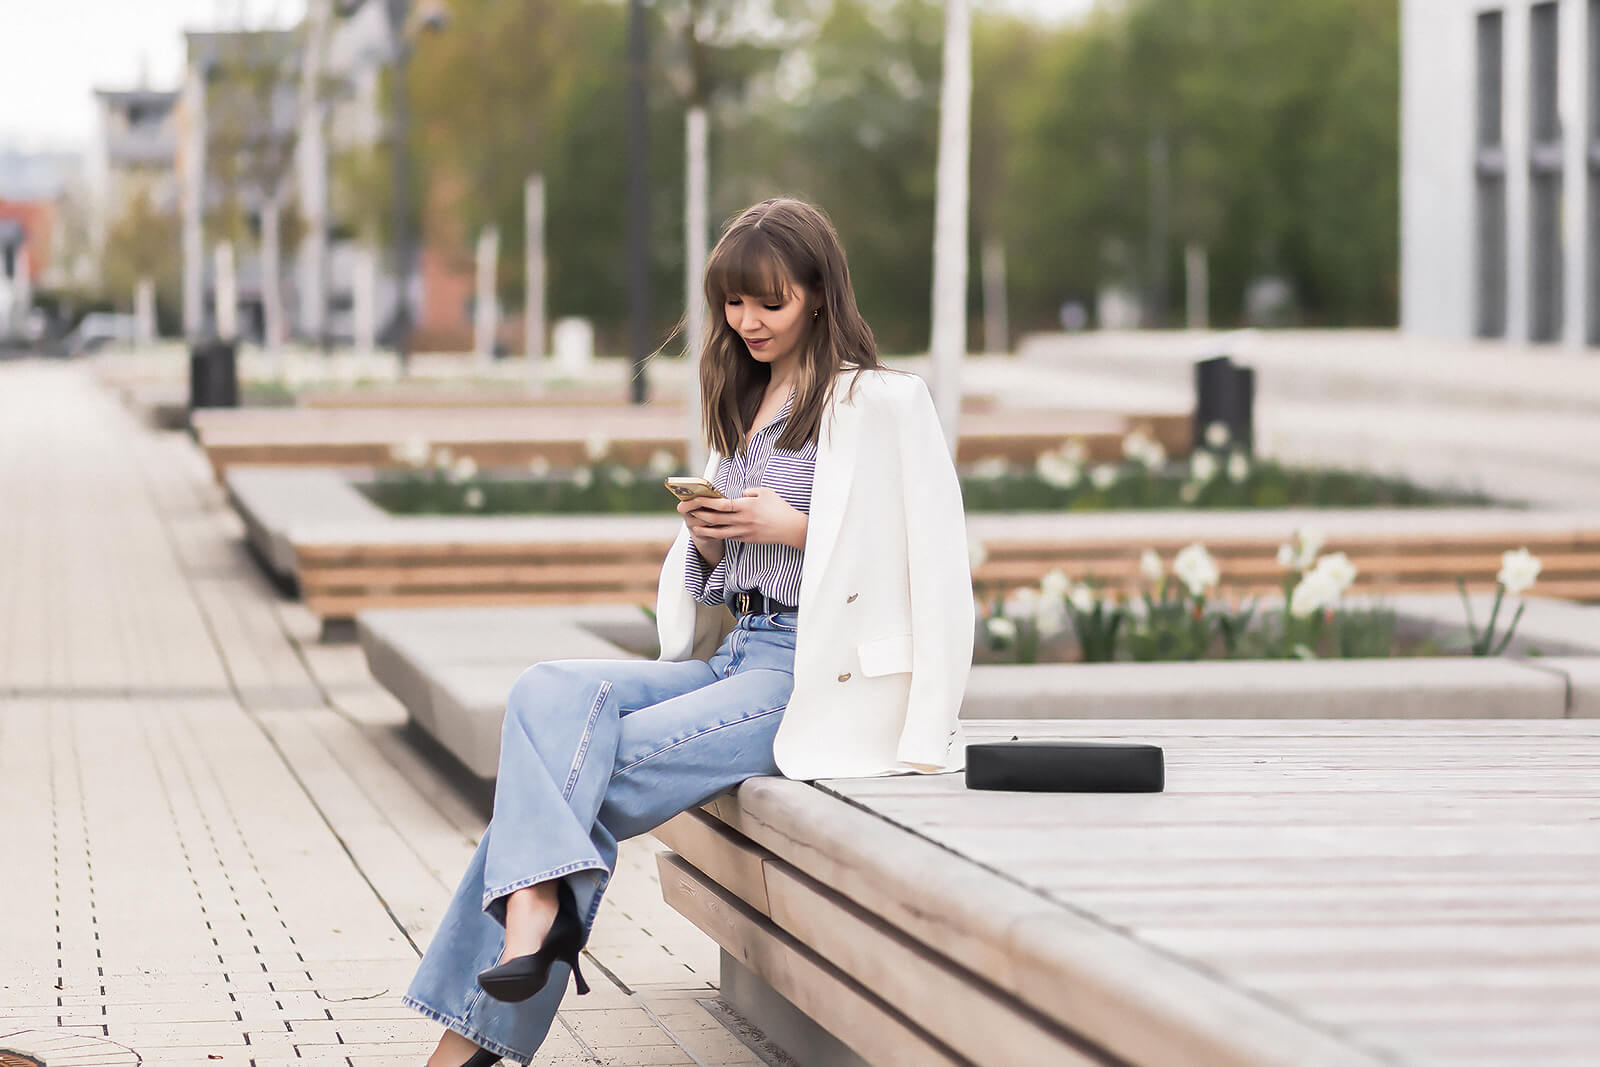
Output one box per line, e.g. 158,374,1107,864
700,198,883,457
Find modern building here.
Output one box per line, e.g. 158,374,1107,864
87,88,180,259
1402,0,1596,347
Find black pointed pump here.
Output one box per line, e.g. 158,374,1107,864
477,879,591,1003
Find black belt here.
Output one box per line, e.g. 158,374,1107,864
732,590,797,616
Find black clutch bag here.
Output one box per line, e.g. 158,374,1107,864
965,740,1165,793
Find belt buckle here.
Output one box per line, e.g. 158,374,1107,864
737,592,752,615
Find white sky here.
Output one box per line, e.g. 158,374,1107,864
0,0,1094,152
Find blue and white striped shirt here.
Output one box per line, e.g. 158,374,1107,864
685,392,816,609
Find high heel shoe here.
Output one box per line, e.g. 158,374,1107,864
434,1050,499,1067
477,879,592,1003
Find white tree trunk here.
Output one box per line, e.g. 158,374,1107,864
980,237,1007,355
214,241,237,342
1185,242,1209,330
474,225,500,366
684,105,709,473
928,0,972,454
181,65,206,341
135,276,156,345
525,174,546,382
262,194,284,371
352,245,376,354
297,1,331,347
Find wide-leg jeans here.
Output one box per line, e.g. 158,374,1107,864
403,612,799,1062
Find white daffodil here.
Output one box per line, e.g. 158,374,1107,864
985,616,1018,642
449,455,479,483
1173,543,1220,597
1178,481,1201,504
1068,583,1097,614
1311,551,1358,595
1204,420,1231,450
1121,429,1154,463
1041,568,1072,601
463,487,486,510
1090,464,1119,491
1004,586,1042,620
1036,600,1069,638
972,456,1011,481
1281,525,1326,571
1139,548,1164,585
584,433,611,462
1036,450,1082,489
1190,450,1219,483
433,446,456,470
609,466,635,487
1289,568,1341,619
1062,438,1089,465
968,540,988,573
1226,450,1250,483
648,449,679,476
1139,439,1168,470
1498,547,1542,596
390,437,431,468
528,454,552,478
572,467,594,490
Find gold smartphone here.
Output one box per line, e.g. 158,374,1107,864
665,476,725,502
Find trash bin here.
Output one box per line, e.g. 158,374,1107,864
189,340,239,409
1193,354,1254,454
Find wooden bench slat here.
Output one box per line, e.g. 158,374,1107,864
656,852,972,1067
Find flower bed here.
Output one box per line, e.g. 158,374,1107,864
977,528,1546,665
362,425,1494,517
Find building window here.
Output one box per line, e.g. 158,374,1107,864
1589,0,1600,344
1476,11,1507,339
1528,1,1563,342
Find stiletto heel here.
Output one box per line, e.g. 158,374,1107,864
477,879,592,1003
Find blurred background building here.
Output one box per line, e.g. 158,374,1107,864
1403,0,1595,347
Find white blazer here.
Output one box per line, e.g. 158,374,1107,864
655,369,974,781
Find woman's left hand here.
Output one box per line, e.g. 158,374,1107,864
695,487,808,549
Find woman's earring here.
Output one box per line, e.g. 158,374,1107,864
813,308,820,320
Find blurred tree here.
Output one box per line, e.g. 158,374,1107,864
99,180,182,324
1007,0,1399,332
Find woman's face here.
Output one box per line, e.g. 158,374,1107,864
724,284,813,372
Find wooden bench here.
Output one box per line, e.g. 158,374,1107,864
650,718,1600,1066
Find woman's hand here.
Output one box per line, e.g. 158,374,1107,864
678,488,808,554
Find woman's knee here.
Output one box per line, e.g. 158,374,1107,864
505,660,594,730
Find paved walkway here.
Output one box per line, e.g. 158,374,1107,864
0,361,774,1066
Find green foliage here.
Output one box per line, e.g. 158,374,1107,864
354,0,1399,349
958,457,1493,512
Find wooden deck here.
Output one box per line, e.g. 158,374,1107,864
657,718,1600,1066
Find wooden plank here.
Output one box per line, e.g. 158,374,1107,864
654,852,972,1067
298,561,661,592
651,810,773,916
306,589,653,619
704,781,1379,1067
760,860,1109,1067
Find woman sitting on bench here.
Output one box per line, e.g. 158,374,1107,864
407,196,975,1067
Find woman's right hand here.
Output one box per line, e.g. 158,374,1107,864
678,497,734,566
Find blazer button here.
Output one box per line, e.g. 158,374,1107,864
846,592,859,602
837,672,852,682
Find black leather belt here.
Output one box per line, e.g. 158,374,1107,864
732,590,797,616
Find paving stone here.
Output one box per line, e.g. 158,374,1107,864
0,362,770,1067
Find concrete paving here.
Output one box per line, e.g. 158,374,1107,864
0,360,771,1067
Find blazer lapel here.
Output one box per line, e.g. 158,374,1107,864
798,381,863,613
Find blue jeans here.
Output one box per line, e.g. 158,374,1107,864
403,612,798,1062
